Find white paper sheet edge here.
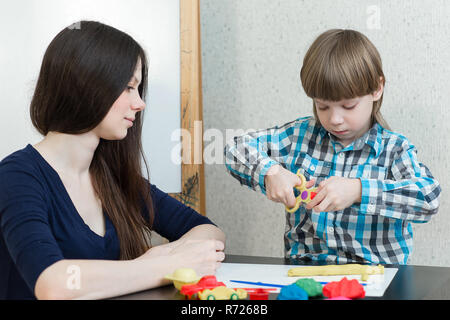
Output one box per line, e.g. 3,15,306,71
215,263,398,297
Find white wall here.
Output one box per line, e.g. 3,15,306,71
0,0,181,192
200,0,450,266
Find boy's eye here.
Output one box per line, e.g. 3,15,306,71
127,86,135,91
343,105,356,110
317,106,328,111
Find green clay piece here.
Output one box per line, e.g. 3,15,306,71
295,278,323,298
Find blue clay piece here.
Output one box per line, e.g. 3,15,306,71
277,284,308,300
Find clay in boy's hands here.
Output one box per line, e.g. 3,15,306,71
264,165,315,208
305,177,362,212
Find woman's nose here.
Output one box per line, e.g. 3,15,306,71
132,96,146,111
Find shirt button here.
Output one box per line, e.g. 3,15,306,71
327,226,334,233
339,153,345,158
310,165,316,171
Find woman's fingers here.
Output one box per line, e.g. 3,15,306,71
216,251,225,262
213,239,225,252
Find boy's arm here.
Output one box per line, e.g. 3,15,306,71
356,143,441,222
224,121,297,194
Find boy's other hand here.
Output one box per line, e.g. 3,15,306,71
264,165,315,208
305,177,362,212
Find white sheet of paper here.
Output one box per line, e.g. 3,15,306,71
215,263,398,297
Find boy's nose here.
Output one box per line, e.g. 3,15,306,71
329,110,344,125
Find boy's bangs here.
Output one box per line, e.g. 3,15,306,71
301,32,380,102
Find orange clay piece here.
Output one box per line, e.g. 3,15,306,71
285,169,318,213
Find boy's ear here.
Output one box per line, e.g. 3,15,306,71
373,76,384,101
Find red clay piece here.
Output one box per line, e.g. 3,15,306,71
180,275,226,298
244,288,276,300
326,296,352,300
322,277,365,299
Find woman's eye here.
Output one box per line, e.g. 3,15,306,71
127,86,135,91
344,105,356,110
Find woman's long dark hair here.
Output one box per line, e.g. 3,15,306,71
30,21,153,260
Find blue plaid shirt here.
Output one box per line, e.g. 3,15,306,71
224,116,441,264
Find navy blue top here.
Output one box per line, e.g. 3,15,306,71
0,144,215,300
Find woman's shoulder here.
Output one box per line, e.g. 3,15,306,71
144,180,169,203
0,144,47,190
1,144,40,171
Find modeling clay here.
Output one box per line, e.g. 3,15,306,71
164,268,201,290
287,264,384,281
322,277,365,299
295,278,323,298
180,275,226,299
285,170,318,213
326,296,351,300
244,288,277,300
277,283,308,300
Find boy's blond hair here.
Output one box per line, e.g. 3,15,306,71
300,29,391,130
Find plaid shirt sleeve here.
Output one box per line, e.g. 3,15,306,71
224,119,301,195
357,140,441,223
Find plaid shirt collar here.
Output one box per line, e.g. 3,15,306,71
318,121,383,157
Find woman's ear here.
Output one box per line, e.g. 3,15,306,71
373,76,384,101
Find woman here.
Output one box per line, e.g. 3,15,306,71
0,21,225,300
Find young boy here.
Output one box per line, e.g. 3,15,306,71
224,29,441,264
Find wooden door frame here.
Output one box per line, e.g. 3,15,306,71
168,0,206,215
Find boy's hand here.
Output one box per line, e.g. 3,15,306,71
306,177,362,212
264,165,315,208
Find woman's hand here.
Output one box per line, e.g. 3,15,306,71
137,238,225,276
264,165,315,208
169,239,225,276
306,177,362,212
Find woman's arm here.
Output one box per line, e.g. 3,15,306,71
34,189,226,300
35,257,170,300
179,224,226,244
35,237,225,300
